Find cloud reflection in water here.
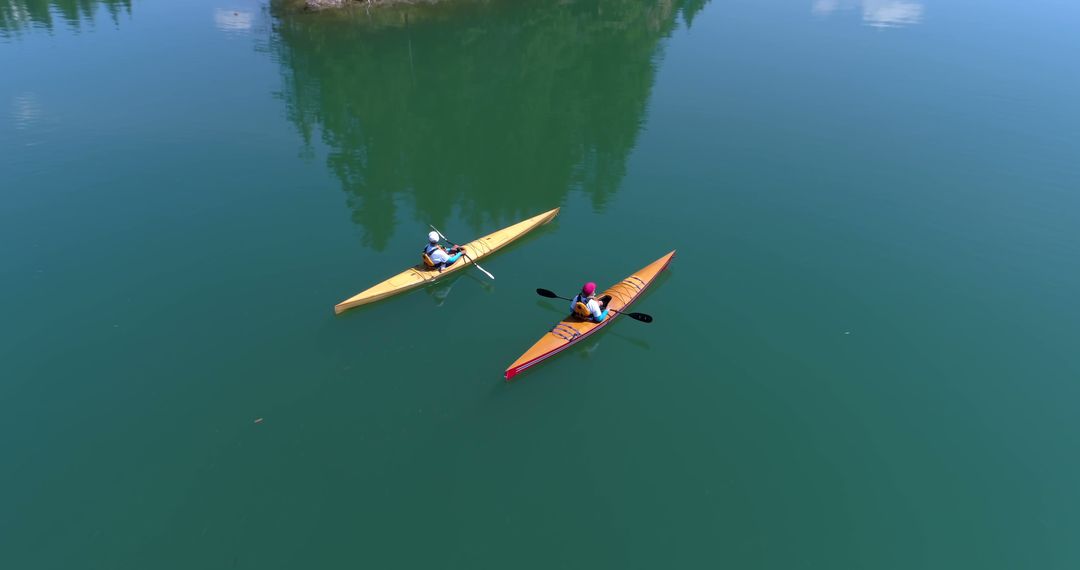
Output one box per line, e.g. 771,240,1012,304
813,0,924,28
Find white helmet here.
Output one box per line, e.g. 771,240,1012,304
428,231,439,243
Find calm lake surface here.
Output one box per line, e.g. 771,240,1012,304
3,0,1080,567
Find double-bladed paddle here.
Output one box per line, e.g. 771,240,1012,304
535,288,654,323
429,224,495,280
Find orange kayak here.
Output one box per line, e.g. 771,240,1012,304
504,250,676,380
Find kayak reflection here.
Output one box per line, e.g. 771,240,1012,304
425,271,495,307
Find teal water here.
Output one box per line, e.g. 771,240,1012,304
3,0,1080,567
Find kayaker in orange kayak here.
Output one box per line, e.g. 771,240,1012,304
569,282,611,322
422,231,465,271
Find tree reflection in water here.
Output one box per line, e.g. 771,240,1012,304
272,0,709,249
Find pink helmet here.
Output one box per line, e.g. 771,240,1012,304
581,282,596,296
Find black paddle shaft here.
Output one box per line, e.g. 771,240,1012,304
534,289,653,323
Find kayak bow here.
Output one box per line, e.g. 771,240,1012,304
334,208,560,314
504,250,675,380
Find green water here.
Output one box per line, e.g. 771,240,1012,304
3,0,1080,567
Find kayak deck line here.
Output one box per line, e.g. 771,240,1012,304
334,207,560,314
504,250,675,380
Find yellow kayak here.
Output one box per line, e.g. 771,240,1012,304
334,207,560,314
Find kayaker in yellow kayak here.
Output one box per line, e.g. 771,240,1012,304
423,231,465,271
570,282,611,323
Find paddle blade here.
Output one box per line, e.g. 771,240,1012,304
626,312,653,323
535,288,559,299
473,262,495,280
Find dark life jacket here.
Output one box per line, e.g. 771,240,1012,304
422,243,442,267
572,294,595,318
